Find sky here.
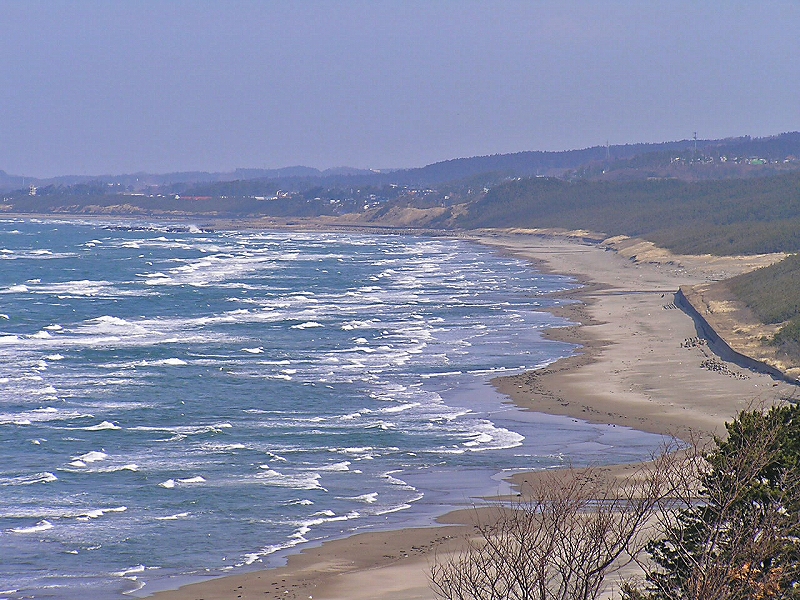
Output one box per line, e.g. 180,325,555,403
1,1,799,178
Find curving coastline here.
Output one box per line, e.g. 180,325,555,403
148,229,797,600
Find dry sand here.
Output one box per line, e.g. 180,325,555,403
149,231,796,600
482,232,794,440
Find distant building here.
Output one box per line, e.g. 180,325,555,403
28,184,37,196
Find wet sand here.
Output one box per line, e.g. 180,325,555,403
148,231,794,600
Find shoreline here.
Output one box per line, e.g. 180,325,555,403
147,229,797,600
482,232,794,440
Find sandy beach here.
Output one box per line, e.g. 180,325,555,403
148,230,796,600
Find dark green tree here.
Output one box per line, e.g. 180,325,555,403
628,404,800,600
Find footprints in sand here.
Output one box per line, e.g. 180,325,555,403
382,534,457,561
264,577,309,599
251,534,458,599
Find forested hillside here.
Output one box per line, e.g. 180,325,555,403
453,172,800,255
727,254,800,360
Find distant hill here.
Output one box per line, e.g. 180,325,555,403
0,166,379,193
4,132,800,194
350,132,800,186
0,170,27,191
385,139,703,185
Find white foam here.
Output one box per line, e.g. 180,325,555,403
460,422,524,452
347,492,379,504
10,519,54,534
95,464,139,473
34,385,58,395
421,370,463,378
144,276,174,285
344,346,375,353
7,284,29,293
382,471,416,490
283,498,314,506
291,321,323,330
316,461,350,472
150,358,187,366
268,374,293,381
129,423,230,440
159,479,175,488
463,432,494,447
177,476,206,484
75,451,108,463
201,442,247,452
111,565,146,577
241,347,263,354
292,510,361,540
256,468,325,490
156,512,190,521
338,446,373,454
83,421,121,431
80,315,151,337
379,402,420,413
374,504,412,516
79,506,127,520
36,280,134,298
0,472,57,486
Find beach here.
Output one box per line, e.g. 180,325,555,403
147,229,796,600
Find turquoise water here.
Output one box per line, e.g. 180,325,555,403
0,220,664,598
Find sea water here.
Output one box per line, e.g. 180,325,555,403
0,219,664,599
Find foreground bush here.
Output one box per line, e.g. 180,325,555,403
431,404,800,600
628,404,800,600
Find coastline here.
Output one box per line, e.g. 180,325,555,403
146,229,798,600
479,232,794,441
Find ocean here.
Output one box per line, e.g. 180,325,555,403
0,219,664,599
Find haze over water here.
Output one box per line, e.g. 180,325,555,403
0,220,664,598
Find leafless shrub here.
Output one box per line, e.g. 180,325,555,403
430,444,682,600
431,402,800,600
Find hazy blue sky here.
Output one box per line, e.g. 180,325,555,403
2,1,798,177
